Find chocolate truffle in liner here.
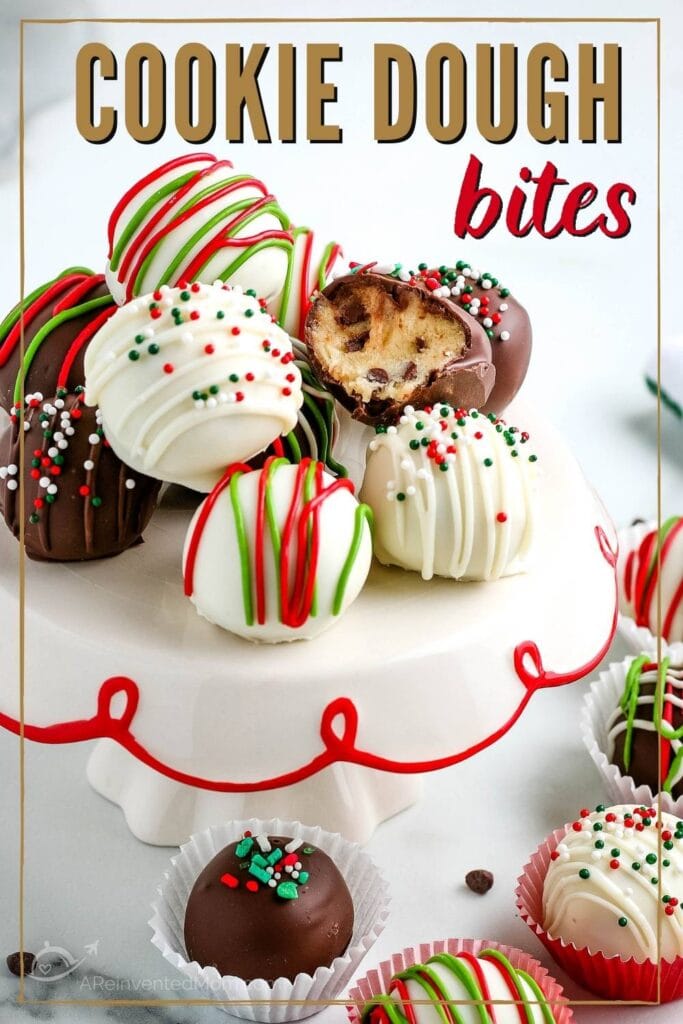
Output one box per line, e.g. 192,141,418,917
304,269,494,426
608,655,683,800
183,834,354,983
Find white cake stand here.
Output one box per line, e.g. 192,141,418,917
0,401,617,845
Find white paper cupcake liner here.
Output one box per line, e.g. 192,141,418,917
149,817,390,1022
581,649,683,816
617,614,659,655
616,521,659,653
347,938,573,1024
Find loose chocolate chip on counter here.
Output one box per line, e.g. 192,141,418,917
465,869,494,895
367,367,389,384
6,951,36,977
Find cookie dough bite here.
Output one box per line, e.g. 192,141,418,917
85,281,304,492
361,404,537,581
608,655,683,800
305,267,494,425
0,268,161,561
362,946,566,1024
0,268,115,414
105,153,343,338
542,804,683,962
621,516,683,641
0,391,159,561
183,457,373,643
183,832,354,983
418,260,532,415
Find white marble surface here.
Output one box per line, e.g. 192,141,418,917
0,633,663,1024
1,0,683,1020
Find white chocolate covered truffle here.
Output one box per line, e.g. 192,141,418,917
105,153,342,339
543,804,683,962
360,404,537,581
183,458,373,643
84,282,303,492
621,516,683,642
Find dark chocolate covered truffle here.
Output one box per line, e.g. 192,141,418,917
0,268,115,413
183,833,354,983
304,268,494,425
608,655,683,800
0,268,161,560
432,261,531,415
0,391,160,562
316,261,531,418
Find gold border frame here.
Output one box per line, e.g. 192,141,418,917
14,13,664,1012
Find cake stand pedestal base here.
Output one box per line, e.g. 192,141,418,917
86,739,422,846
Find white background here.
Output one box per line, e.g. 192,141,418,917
0,1,682,1021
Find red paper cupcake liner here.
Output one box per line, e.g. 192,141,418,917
346,937,573,1024
516,826,683,1003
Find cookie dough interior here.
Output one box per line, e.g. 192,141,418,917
309,277,469,405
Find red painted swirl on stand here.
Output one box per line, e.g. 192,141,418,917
0,525,617,792
514,526,617,692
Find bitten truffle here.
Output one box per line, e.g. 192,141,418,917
184,833,354,982
413,259,532,415
305,269,494,425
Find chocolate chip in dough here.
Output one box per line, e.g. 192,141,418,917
345,333,369,353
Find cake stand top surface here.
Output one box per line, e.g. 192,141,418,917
0,400,617,790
